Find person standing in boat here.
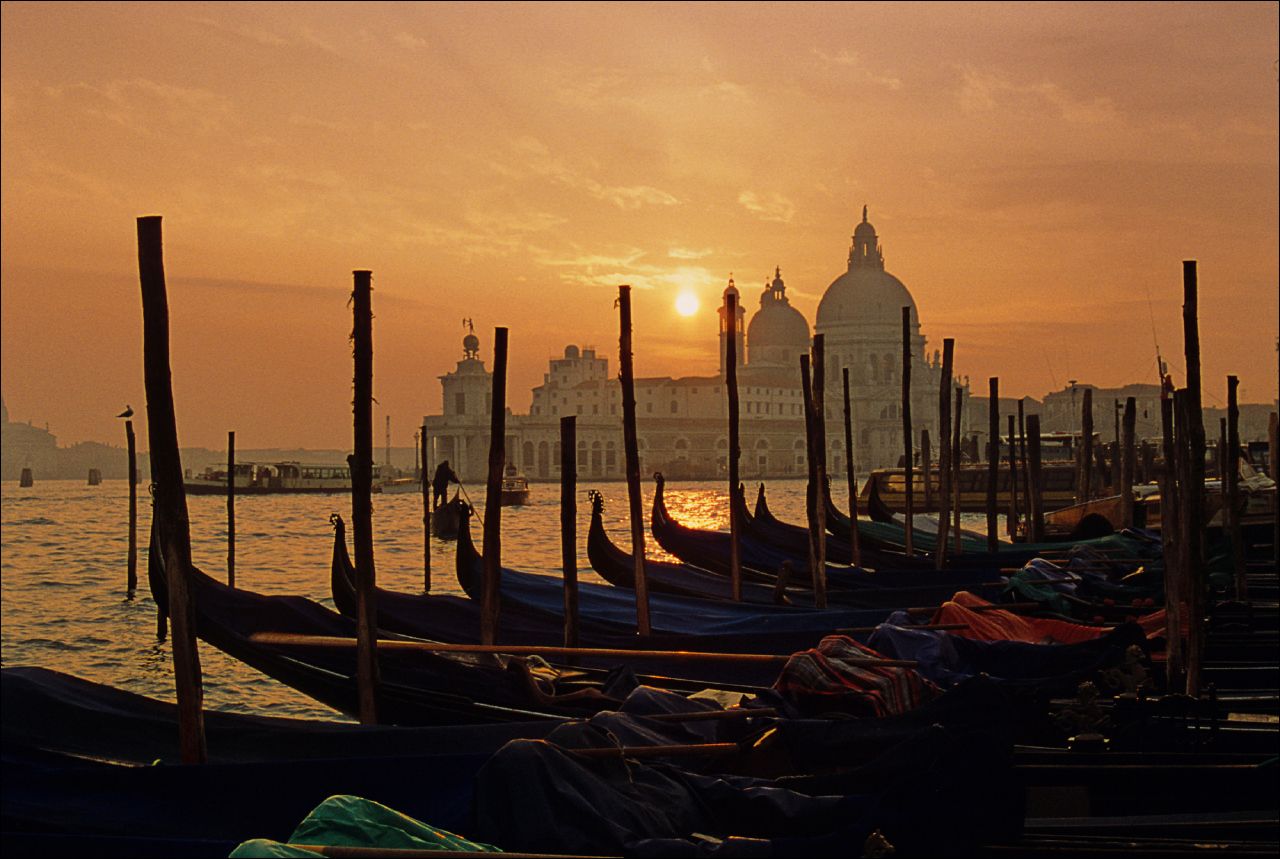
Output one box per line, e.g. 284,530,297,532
431,460,460,509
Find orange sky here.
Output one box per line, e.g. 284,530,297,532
3,2,1277,450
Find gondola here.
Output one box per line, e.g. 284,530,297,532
147,525,658,726
431,492,467,539
823,478,1166,573
652,473,1006,596
594,489,1005,608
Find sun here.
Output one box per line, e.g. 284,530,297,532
675,291,700,317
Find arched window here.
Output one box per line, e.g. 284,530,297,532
869,354,879,382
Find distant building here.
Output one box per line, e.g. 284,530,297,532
1,397,59,480
424,210,956,482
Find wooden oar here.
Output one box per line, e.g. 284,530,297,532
904,601,1041,616
834,622,970,635
250,633,919,667
647,707,778,722
287,847,620,859
571,727,778,759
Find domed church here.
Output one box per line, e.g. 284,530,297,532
814,206,945,470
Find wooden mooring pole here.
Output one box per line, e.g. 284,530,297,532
800,353,827,606
935,339,954,570
901,307,914,557
725,290,743,601
1160,396,1183,686
1120,397,1136,529
561,416,580,649
922,429,932,513
136,215,206,764
1027,413,1045,543
481,327,509,647
617,286,651,636
812,335,829,607
1182,260,1206,697
842,367,861,566
126,419,138,594
420,423,430,592
1080,388,1094,503
986,377,999,553
349,270,379,725
952,385,964,555
1226,376,1244,599
1006,414,1018,536
227,430,235,588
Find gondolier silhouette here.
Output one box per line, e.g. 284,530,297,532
431,460,460,509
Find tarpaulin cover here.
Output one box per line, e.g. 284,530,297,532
772,636,939,717
867,623,1148,693
933,592,1140,644
230,795,500,857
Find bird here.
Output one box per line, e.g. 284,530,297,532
116,405,134,418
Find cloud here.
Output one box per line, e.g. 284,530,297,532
737,191,795,223
668,247,714,260
47,78,236,136
810,49,903,90
957,66,1119,125
495,136,679,210
190,16,288,47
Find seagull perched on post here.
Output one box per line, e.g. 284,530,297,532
116,405,134,419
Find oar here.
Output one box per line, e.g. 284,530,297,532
570,726,779,759
834,622,971,635
286,847,621,859
903,601,1042,616
250,633,919,667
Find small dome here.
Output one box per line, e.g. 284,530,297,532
462,333,481,357
564,345,580,359
747,267,810,367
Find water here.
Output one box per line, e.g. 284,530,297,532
1,477,825,721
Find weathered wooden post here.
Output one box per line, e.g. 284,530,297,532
226,430,235,588
842,367,861,566
1027,413,1045,543
349,270,379,725
952,385,964,555
136,215,206,764
986,378,999,552
1182,261,1206,697
1174,390,1202,696
561,416,580,648
1226,376,1244,599
1017,400,1030,509
126,419,138,594
618,286,651,635
1006,414,1018,536
813,335,828,605
1270,411,1279,566
1120,397,1136,529
800,354,827,606
725,291,743,601
1160,396,1183,686
1080,388,1094,502
922,429,933,513
420,423,430,592
481,327,509,646
934,339,954,570
901,307,914,557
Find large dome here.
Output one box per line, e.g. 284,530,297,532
747,267,810,368
816,208,918,329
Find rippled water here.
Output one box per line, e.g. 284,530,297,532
1,477,823,720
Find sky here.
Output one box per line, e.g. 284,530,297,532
2,2,1277,450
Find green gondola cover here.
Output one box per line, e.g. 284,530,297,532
231,794,501,857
